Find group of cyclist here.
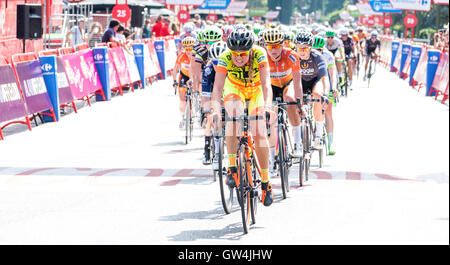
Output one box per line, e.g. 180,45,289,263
173,21,381,207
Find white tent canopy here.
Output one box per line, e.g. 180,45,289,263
79,0,164,7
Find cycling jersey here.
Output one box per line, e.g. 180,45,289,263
342,38,355,57
300,50,327,94
365,39,381,55
176,51,191,77
321,49,336,70
217,46,269,115
201,63,215,98
268,48,300,100
325,38,343,55
193,44,209,66
268,48,300,88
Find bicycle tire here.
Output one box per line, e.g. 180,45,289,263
217,137,233,214
185,97,191,145
238,144,251,234
304,120,312,182
250,156,258,225
278,127,288,199
368,59,373,88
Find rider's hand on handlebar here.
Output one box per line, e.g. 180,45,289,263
173,80,178,87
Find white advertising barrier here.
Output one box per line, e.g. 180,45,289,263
412,47,428,89
392,43,402,73
380,38,393,68
164,38,177,72
389,0,431,11
123,48,141,83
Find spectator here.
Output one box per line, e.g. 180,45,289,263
102,19,121,43
159,17,172,37
152,15,163,37
64,31,73,48
116,25,126,43
171,19,180,36
88,22,103,48
194,14,205,30
143,19,152,39
71,18,86,45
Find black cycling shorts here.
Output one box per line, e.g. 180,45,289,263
178,71,190,86
271,80,292,102
302,78,318,95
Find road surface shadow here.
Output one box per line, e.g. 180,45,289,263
167,222,263,241
160,202,240,222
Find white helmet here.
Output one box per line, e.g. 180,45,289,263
183,22,194,33
208,41,227,60
371,30,379,38
340,28,349,36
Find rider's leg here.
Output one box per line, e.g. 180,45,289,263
348,58,355,83
312,82,325,148
283,85,302,157
336,60,344,85
325,102,335,154
202,97,213,164
224,98,243,187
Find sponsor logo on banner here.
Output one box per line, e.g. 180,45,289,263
412,50,421,57
393,44,399,49
430,55,439,63
41,63,53,72
389,0,431,11
94,53,104,61
134,48,142,55
0,83,21,103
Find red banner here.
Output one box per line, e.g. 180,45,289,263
431,53,449,95
109,47,132,87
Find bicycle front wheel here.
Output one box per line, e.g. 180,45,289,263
217,137,233,214
238,144,251,234
278,127,288,199
185,98,191,145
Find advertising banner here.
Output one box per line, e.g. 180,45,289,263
166,0,204,4
225,1,247,13
409,46,423,84
39,56,60,121
78,49,103,95
109,47,132,87
249,8,268,17
399,43,411,77
133,43,146,87
389,0,432,11
92,47,111,101
431,53,449,96
369,1,402,13
148,40,162,77
199,0,231,9
154,40,166,79
123,48,141,84
390,41,400,71
0,65,28,123
14,60,53,115
413,47,428,86
426,50,441,96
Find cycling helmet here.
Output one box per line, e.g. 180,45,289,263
245,24,253,31
196,29,205,42
253,24,263,35
208,41,227,60
317,31,327,39
325,30,336,38
204,26,223,42
227,28,254,51
183,23,194,34
263,29,284,45
339,28,349,36
313,36,326,49
371,30,379,38
182,37,196,48
295,31,314,46
222,25,234,38
234,24,246,30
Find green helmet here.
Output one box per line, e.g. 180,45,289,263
197,29,206,42
313,36,326,49
325,30,336,38
204,26,223,42
253,25,263,35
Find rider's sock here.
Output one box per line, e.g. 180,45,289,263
328,132,334,146
228,154,236,168
261,169,269,183
214,137,220,154
315,121,324,138
293,125,302,145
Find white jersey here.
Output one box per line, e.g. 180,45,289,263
322,49,336,69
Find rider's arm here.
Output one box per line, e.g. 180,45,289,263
173,55,182,83
211,68,227,115
191,60,202,91
290,53,303,104
259,62,273,108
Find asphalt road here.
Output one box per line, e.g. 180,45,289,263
0,65,448,244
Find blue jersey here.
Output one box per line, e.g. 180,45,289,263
201,63,216,97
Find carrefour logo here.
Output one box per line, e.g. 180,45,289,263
403,47,410,53
413,50,421,57
393,44,399,49
134,48,142,55
373,2,382,11
430,55,439,62
156,45,163,50
41,63,53,72
94,53,104,61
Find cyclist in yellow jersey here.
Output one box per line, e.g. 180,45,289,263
211,28,274,207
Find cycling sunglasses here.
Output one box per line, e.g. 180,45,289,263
266,43,282,50
327,36,334,39
185,48,193,52
297,46,311,52
231,51,250,58
206,41,216,45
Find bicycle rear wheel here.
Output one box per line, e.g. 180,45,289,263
217,137,233,214
238,144,251,234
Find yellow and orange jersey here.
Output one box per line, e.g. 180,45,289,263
268,48,300,88
176,51,192,77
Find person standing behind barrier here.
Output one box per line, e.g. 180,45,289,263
160,18,172,38
152,16,163,38
71,18,87,46
143,19,152,39
102,19,121,44
88,22,103,48
116,26,126,43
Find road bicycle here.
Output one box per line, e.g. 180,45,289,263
180,84,195,145
298,95,327,187
226,101,270,234
272,98,299,199
367,54,378,88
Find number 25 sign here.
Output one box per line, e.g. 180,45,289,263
112,4,131,24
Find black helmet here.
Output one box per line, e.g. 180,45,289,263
295,31,314,46
227,28,254,51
